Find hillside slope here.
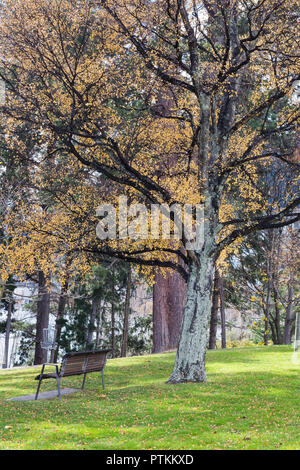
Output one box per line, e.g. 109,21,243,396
0,346,299,450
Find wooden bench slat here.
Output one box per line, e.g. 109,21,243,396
60,350,111,377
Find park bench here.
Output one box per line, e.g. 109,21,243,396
34,349,111,401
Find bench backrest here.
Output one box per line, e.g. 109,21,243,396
60,350,111,377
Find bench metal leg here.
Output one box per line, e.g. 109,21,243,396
56,377,61,401
81,373,87,390
101,370,105,390
35,364,46,400
35,377,43,401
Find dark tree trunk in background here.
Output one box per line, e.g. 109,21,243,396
34,271,50,365
295,312,300,351
219,275,226,349
111,300,115,357
111,266,116,357
86,297,100,350
121,268,132,357
151,91,187,355
264,254,272,346
2,294,13,369
152,267,187,353
53,280,68,363
283,273,295,345
209,270,220,350
95,302,103,348
272,281,282,345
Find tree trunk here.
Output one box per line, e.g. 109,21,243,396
168,252,215,383
2,295,13,369
95,301,103,348
263,256,272,346
121,268,132,357
111,300,115,357
86,297,100,350
34,271,50,365
166,151,222,383
111,267,115,357
272,282,282,345
283,272,295,345
219,274,226,349
208,270,219,349
152,266,187,353
53,280,68,363
294,312,300,351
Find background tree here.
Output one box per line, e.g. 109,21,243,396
0,0,299,382
226,227,299,345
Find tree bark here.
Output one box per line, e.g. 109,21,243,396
167,188,219,383
208,270,219,349
34,271,50,365
152,266,186,353
2,294,13,369
219,274,226,349
95,301,103,348
111,300,115,357
294,312,300,351
111,266,116,357
86,297,100,350
264,256,272,346
167,253,215,383
272,281,282,345
53,280,68,363
121,268,132,357
283,272,295,345
166,89,223,382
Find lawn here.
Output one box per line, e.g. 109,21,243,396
0,345,299,450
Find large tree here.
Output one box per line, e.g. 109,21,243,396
0,0,299,382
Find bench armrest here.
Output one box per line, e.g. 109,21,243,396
42,363,60,366
37,363,60,377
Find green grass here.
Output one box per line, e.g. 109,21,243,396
0,345,299,450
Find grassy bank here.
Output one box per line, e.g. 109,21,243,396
0,345,299,450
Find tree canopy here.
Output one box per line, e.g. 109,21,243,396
0,0,299,382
